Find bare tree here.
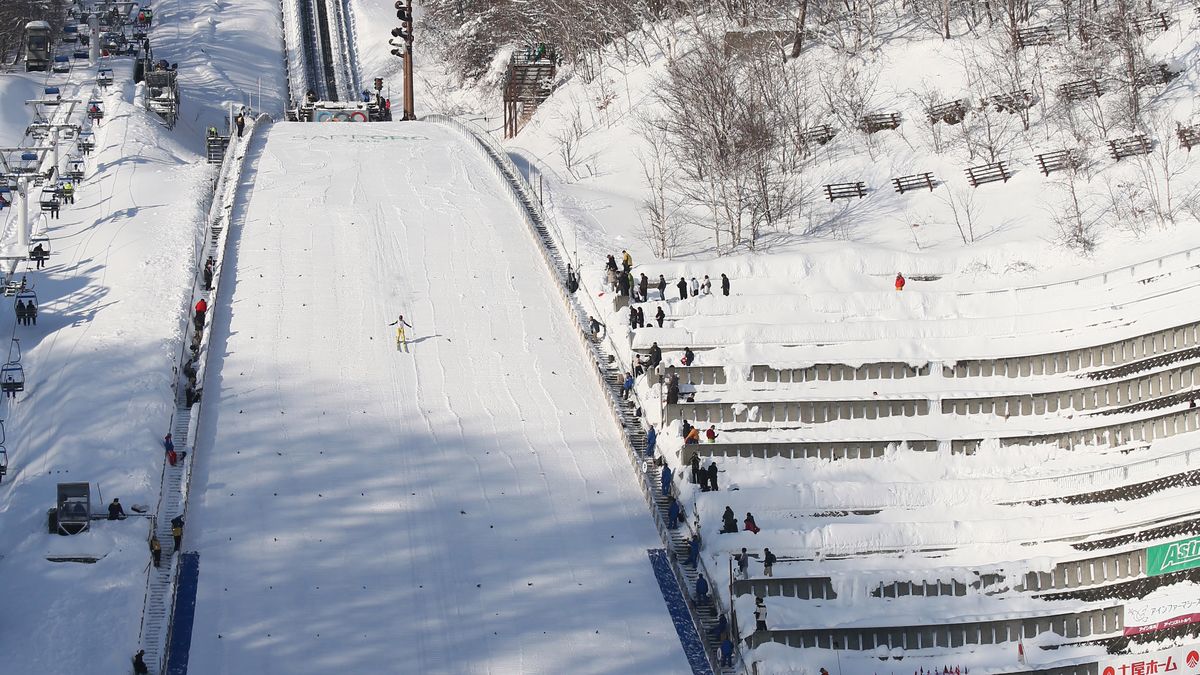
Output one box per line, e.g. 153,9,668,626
939,182,981,244
636,133,685,258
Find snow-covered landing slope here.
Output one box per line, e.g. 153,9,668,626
187,122,688,674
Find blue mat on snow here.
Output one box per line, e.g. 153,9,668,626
648,548,713,674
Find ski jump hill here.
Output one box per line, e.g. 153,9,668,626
185,122,688,673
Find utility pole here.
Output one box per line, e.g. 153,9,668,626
390,0,415,120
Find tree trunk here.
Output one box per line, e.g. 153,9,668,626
790,0,809,58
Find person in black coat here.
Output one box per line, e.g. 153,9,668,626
667,381,680,405
657,274,666,299
677,277,688,300
690,453,701,483
720,506,737,533
639,273,648,302
133,650,149,674
708,461,719,491
108,498,126,520
721,273,730,296
636,307,645,328
648,342,662,369
655,305,665,327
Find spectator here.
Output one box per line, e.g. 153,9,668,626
690,277,699,296
622,373,633,399
712,613,728,641
150,535,162,567
702,275,712,295
666,380,680,405
621,249,633,272
648,342,662,368
708,461,719,491
661,465,672,496
677,277,688,300
107,498,126,520
763,547,776,577
171,515,184,551
589,316,605,339
721,273,730,296
720,637,734,667
235,112,245,137
720,506,738,533
606,267,617,292
695,574,709,603
690,453,702,484
667,495,680,529
639,273,648,301
657,274,666,299
680,419,693,439
744,512,761,534
754,596,767,631
194,298,208,331
684,426,700,445
606,254,618,273
133,650,149,675
645,425,657,456
655,305,665,328
705,425,718,443
737,547,749,578
681,347,695,366
895,272,905,291
203,257,214,291
686,533,700,566
637,306,645,328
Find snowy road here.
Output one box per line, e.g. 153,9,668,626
187,123,688,673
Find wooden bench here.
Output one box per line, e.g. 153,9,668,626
1035,149,1081,176
892,173,937,194
1108,135,1152,160
965,162,1012,187
1134,63,1173,88
927,100,967,125
859,112,901,134
824,182,867,201
801,124,836,147
1177,124,1200,151
1015,25,1055,48
990,90,1033,114
1058,79,1102,102
1132,12,1171,33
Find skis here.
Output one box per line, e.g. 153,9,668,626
396,328,409,353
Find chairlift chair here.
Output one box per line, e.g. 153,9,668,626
0,362,25,394
73,49,88,60
39,188,59,212
86,101,104,121
51,55,71,74
77,132,94,154
0,419,8,482
65,159,84,181
28,238,51,265
98,69,114,88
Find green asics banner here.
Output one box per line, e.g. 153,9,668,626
1147,536,1200,576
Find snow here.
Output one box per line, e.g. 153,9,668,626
2,0,1200,671
184,122,687,673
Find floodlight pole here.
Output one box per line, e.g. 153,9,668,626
402,0,415,120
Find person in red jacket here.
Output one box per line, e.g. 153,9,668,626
895,273,905,291
194,298,208,331
744,512,761,534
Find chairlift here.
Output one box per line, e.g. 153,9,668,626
28,238,51,265
65,159,84,181
86,100,104,121
39,187,59,212
98,69,114,88
44,86,60,97
77,132,94,154
15,287,36,303
51,55,71,74
0,433,7,483
73,49,88,60
0,363,24,395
